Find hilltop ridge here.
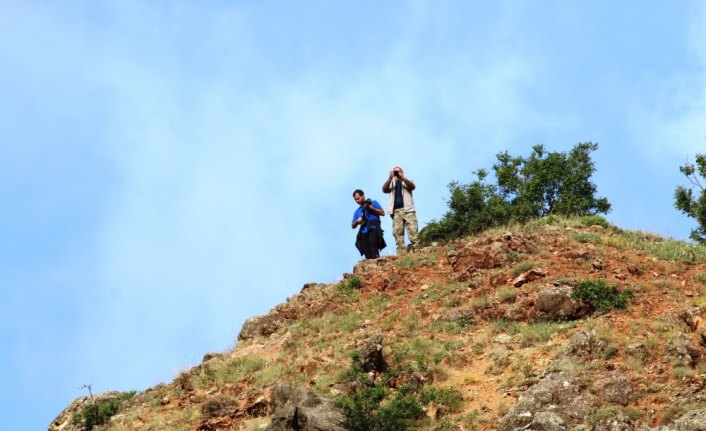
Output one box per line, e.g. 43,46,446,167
51,217,706,431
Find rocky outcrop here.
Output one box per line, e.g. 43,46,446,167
667,333,701,368
591,373,633,406
530,285,592,322
566,330,614,360
265,385,347,431
361,334,387,373
668,408,706,431
498,372,593,431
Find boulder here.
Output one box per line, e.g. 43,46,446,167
667,333,701,368
238,314,282,341
361,334,387,373
670,408,706,431
265,385,347,431
498,372,593,431
566,330,612,359
592,413,634,431
530,285,592,322
591,373,633,406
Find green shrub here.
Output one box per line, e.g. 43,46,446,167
335,356,462,431
338,276,363,291
71,392,136,431
571,279,633,313
581,215,610,228
419,143,611,244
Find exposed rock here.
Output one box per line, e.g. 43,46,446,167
265,385,347,431
529,411,566,431
353,257,392,274
669,408,706,431
591,373,633,406
202,352,226,363
667,333,701,368
680,307,703,331
592,413,634,431
238,314,282,341
512,268,547,287
49,391,131,431
701,327,706,347
361,334,387,373
566,330,611,359
498,372,593,431
530,285,592,322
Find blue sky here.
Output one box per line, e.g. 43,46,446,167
1,1,705,428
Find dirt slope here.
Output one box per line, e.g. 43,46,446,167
53,218,706,431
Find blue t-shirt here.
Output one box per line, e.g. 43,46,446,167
352,200,383,234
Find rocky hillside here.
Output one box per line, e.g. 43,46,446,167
50,218,706,431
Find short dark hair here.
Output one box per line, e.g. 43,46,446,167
353,189,364,197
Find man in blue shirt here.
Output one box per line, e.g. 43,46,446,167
351,189,386,259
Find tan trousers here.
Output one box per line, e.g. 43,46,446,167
392,209,418,254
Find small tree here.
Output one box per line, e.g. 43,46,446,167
674,153,706,243
494,143,611,220
419,143,611,244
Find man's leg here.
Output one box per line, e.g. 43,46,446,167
392,208,406,255
405,211,419,249
366,229,380,259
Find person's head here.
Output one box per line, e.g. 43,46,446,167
393,166,403,177
353,189,365,205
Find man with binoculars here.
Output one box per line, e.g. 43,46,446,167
382,166,418,255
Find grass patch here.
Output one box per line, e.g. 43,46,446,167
572,232,601,244
194,356,267,388
693,273,706,283
516,321,575,348
496,287,516,303
604,230,706,264
396,253,438,269
510,262,540,278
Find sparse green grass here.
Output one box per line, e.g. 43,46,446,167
414,282,464,305
516,321,575,348
471,295,491,309
572,232,601,244
510,262,540,277
193,356,267,389
496,287,516,303
693,273,706,283
396,252,438,269
401,312,422,336
672,366,696,379
587,406,620,425
604,230,706,264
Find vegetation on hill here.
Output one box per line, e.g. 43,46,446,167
52,216,706,431
675,152,706,243
419,143,610,245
